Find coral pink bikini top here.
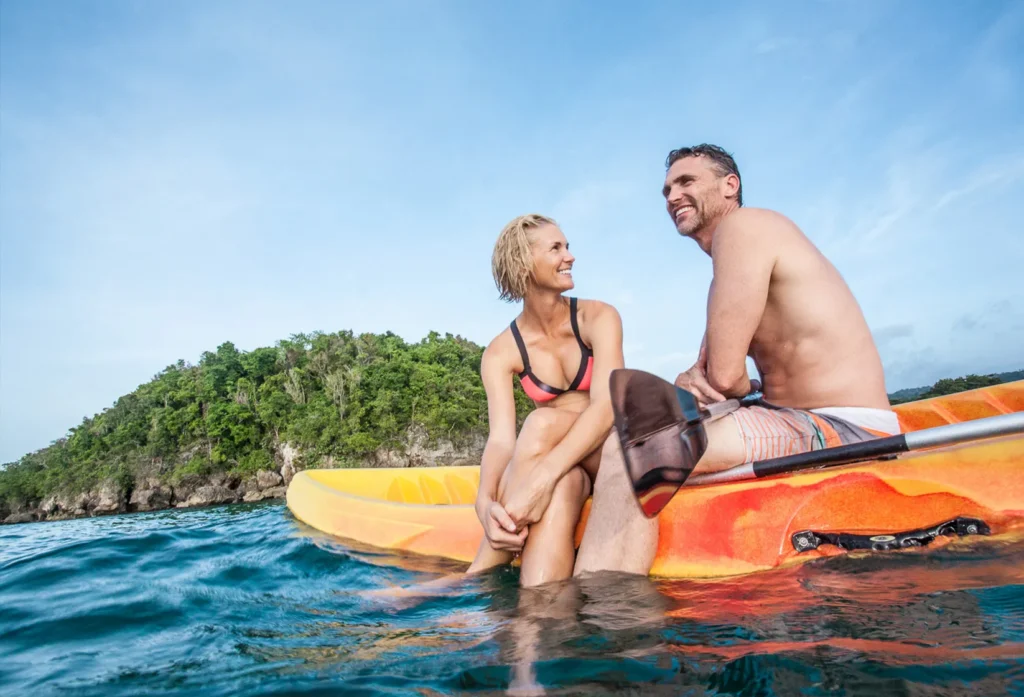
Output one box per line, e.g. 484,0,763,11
510,297,595,403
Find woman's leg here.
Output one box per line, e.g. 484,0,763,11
513,465,590,587
466,406,583,575
496,409,604,587
364,407,596,603
465,535,515,575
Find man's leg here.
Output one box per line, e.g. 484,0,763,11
657,405,823,480
692,404,869,476
507,578,583,695
689,413,749,475
572,415,746,577
572,405,840,578
573,433,658,576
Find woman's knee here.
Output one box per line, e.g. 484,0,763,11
548,467,589,514
520,408,563,443
515,408,570,460
561,466,589,499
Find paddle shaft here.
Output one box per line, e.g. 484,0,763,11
688,411,1024,486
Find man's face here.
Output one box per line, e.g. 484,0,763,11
662,156,723,237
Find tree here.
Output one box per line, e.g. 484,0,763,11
0,327,538,511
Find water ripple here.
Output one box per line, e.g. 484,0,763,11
1,501,1021,696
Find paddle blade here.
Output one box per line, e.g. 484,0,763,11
609,369,708,518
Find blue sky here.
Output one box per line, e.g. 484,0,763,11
2,1,1022,463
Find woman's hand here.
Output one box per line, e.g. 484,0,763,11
501,465,558,529
476,497,528,552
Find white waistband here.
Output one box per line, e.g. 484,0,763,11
809,406,902,435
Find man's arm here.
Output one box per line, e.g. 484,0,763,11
704,209,778,398
674,330,728,406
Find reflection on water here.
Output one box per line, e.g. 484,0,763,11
1,501,1021,696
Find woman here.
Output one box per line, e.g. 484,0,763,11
469,213,625,587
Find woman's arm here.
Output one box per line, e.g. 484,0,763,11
476,340,518,509
501,302,625,527
474,339,529,550
537,301,625,481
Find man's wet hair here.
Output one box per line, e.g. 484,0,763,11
665,144,743,206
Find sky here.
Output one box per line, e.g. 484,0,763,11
1,0,1022,463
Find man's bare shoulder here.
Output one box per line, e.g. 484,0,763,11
713,209,812,266
717,207,803,239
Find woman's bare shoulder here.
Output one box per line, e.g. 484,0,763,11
576,298,621,324
482,325,522,375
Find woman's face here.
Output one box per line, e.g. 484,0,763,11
528,223,575,294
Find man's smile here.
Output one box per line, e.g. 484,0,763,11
674,204,695,222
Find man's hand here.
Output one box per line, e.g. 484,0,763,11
675,343,726,407
476,498,528,552
501,464,558,529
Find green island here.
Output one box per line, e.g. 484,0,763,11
886,370,1023,404
0,328,1020,524
0,331,532,523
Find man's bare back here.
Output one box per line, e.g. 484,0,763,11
666,144,898,473
713,207,890,411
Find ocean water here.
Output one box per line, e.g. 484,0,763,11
2,501,1022,696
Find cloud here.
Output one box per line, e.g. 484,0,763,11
755,38,797,54
856,157,932,245
952,315,979,333
879,297,1023,390
963,2,1024,103
873,323,914,343
930,156,1024,214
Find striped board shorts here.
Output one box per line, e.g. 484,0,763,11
728,402,902,464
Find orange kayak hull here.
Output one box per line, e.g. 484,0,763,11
286,381,1024,578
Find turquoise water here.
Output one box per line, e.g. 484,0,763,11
2,501,1022,696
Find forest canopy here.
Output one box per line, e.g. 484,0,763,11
0,330,532,507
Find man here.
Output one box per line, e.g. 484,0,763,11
573,144,898,576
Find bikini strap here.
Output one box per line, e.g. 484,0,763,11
509,320,530,373
569,297,593,356
567,297,594,390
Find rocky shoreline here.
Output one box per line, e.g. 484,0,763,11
1,428,484,525
1,465,294,525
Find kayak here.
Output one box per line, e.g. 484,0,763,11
285,381,1024,578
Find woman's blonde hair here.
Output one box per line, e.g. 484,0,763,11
491,213,557,303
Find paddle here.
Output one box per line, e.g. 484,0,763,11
608,368,759,517
609,368,1024,518
690,409,1024,486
